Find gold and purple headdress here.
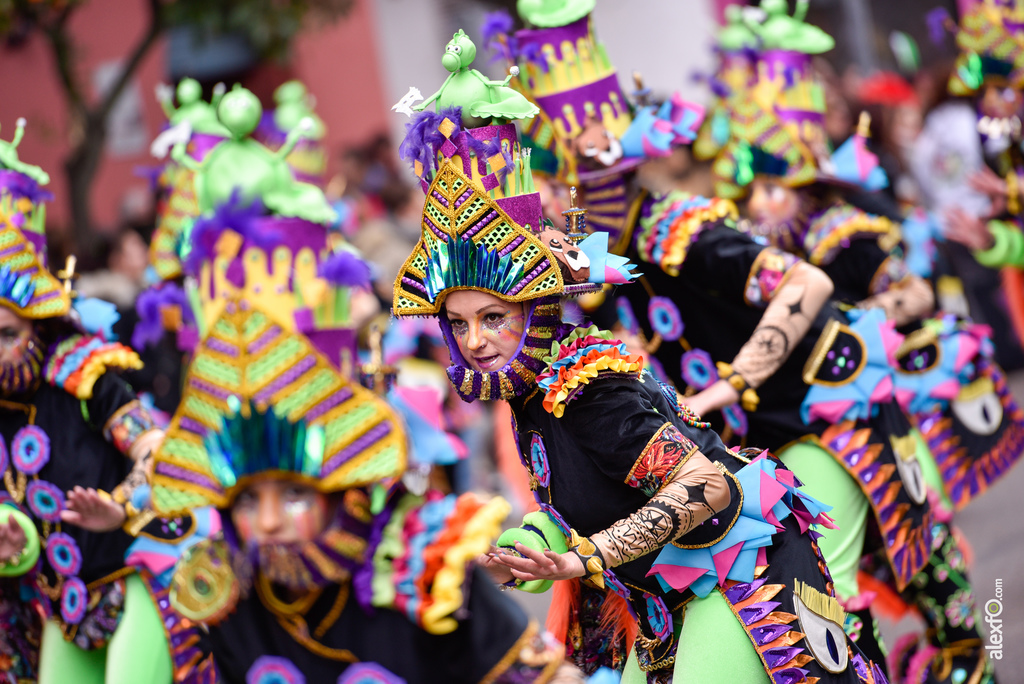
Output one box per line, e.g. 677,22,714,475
947,0,1024,96
0,120,69,320
393,42,637,401
151,86,405,513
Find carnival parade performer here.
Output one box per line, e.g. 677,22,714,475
478,2,965,678
390,24,890,684
149,83,591,683
0,119,212,684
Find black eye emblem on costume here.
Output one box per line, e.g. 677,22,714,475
811,329,865,385
952,377,1003,436
792,579,849,674
896,342,940,374
890,434,927,505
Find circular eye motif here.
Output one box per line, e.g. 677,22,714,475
12,425,50,475
46,532,82,577
645,593,673,641
26,480,64,522
528,434,550,489
896,342,940,374
722,403,748,437
246,656,306,684
336,663,407,684
792,587,849,674
648,297,684,342
951,379,1003,436
616,299,639,335
680,349,716,390
60,576,88,625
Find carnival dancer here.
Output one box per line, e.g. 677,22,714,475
481,2,940,675
0,119,211,684
390,26,889,684
149,84,586,683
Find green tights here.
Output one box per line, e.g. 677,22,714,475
38,573,172,684
620,590,770,683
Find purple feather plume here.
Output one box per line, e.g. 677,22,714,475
132,282,193,350
183,191,278,277
398,107,463,179
0,170,53,204
481,10,514,50
319,250,372,287
927,8,952,47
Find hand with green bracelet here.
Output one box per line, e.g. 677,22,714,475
482,511,574,593
0,504,40,576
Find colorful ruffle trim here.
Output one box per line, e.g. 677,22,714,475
804,204,898,267
372,491,510,635
536,326,644,417
636,193,738,276
648,452,835,597
44,334,143,399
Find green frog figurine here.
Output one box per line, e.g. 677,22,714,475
0,118,49,185
413,29,538,126
171,85,336,225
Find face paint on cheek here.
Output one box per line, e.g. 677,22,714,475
232,508,256,545
284,495,328,542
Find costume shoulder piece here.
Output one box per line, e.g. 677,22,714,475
44,334,143,400
536,325,644,417
804,204,899,267
371,491,510,634
634,191,739,276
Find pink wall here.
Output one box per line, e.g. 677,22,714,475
0,0,167,235
0,0,389,237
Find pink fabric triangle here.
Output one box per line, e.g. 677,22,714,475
894,387,917,411
932,379,962,400
759,471,789,516
870,375,894,404
774,468,796,487
756,547,768,567
765,509,783,531
713,543,745,585
649,564,709,591
808,399,856,423
955,338,981,372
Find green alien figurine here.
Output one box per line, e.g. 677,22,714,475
718,5,759,52
517,0,595,28
157,78,230,136
0,118,49,185
273,81,326,141
413,29,539,126
746,0,835,53
171,85,336,225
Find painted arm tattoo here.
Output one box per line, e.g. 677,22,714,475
590,452,731,568
858,275,934,326
731,261,834,389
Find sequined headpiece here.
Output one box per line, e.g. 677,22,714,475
948,0,1024,95
711,98,818,199
152,87,402,513
394,63,637,401
0,121,69,320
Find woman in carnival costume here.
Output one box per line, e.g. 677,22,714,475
149,84,590,684
481,1,942,676
0,119,212,684
389,24,890,684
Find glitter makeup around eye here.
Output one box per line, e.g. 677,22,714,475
482,313,524,335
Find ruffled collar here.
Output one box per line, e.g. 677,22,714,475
442,297,568,402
